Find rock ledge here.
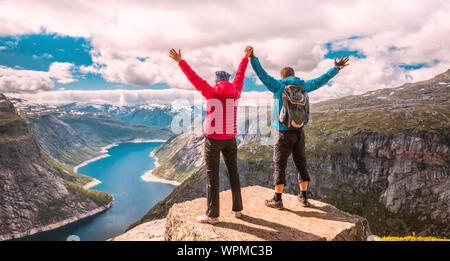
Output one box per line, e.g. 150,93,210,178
119,186,371,241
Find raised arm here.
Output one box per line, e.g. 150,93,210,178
249,49,283,93
232,57,249,94
303,67,339,93
232,46,252,94
169,49,214,99
303,55,350,93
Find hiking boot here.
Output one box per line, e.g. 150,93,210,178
197,214,220,224
297,193,312,207
264,199,284,210
232,211,242,218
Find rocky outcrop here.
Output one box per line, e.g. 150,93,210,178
0,94,113,241
122,186,370,241
112,218,166,241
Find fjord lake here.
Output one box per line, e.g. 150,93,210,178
19,141,175,241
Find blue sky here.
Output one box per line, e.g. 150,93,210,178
0,0,448,104
0,33,173,90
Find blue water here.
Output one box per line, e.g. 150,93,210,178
18,141,175,241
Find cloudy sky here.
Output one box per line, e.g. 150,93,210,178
1,0,449,105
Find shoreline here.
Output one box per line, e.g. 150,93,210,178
83,178,102,190
141,151,181,186
73,142,119,173
73,139,168,188
0,200,114,241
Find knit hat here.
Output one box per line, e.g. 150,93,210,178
215,71,231,83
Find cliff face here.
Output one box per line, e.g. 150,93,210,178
0,94,113,241
131,70,450,237
313,129,449,219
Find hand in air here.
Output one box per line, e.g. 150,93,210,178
245,46,255,59
169,49,182,63
334,55,350,70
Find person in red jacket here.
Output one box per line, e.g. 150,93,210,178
169,46,252,224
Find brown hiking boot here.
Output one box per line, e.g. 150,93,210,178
197,214,220,225
264,199,284,210
297,193,312,207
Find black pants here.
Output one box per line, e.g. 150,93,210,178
273,129,311,186
204,137,243,218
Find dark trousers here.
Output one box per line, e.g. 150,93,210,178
204,137,243,218
273,129,311,186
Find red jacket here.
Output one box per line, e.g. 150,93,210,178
179,57,249,140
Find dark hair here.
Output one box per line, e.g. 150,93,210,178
280,67,295,79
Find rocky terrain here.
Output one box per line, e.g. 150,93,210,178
0,94,113,241
112,219,166,241
119,186,370,241
130,69,450,237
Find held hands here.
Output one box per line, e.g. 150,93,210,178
245,46,255,59
334,55,350,70
169,49,182,63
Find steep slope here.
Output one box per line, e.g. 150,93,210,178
150,133,204,183
130,69,450,237
25,112,173,168
0,94,113,241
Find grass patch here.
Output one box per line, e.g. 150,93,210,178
64,180,113,206
40,148,93,186
36,199,69,224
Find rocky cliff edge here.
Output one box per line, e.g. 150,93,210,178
114,186,370,241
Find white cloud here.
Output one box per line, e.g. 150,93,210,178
32,53,54,59
0,0,449,100
0,66,54,93
0,62,76,92
48,62,76,84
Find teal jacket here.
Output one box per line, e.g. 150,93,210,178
250,57,339,131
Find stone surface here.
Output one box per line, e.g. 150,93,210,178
112,219,166,241
165,186,370,241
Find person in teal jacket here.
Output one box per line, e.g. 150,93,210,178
248,46,349,209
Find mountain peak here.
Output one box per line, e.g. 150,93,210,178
0,93,16,114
